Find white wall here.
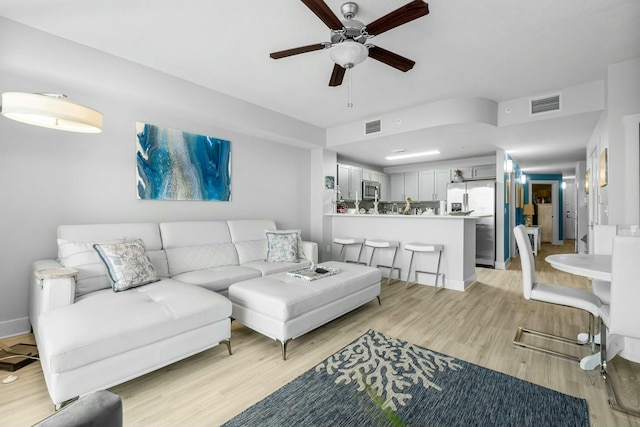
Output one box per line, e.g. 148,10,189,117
606,58,640,225
584,57,640,248
0,19,322,337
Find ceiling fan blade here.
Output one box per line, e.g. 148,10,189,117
368,46,415,72
270,43,326,59
301,0,343,30
329,64,346,87
365,0,429,36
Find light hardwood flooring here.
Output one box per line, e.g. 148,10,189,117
1,240,639,426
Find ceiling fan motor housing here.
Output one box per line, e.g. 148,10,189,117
341,2,358,20
330,19,366,44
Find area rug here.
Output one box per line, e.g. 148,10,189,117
223,330,589,427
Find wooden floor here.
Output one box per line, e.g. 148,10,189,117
2,240,640,426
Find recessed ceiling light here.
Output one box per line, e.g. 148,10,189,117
385,150,440,160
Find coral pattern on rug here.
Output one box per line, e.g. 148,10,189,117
316,329,463,411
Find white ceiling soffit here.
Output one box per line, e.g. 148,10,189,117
0,0,637,172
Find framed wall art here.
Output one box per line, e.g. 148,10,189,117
599,148,608,187
136,123,231,201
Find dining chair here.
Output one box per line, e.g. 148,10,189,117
599,235,640,416
513,225,602,361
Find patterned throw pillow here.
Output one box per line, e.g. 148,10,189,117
265,229,305,260
265,231,300,263
93,239,160,292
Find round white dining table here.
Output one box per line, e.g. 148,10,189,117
545,253,640,369
545,254,611,282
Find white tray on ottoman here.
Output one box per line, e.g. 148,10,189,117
228,261,382,359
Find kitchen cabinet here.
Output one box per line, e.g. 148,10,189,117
337,164,350,199
362,169,380,183
390,174,404,202
472,164,496,179
349,167,362,200
404,172,419,200
337,164,362,200
339,163,385,200
390,172,418,201
435,169,451,199
455,165,496,181
379,173,390,202
419,169,451,201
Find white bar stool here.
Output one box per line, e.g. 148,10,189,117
404,242,444,293
333,237,366,264
365,239,401,285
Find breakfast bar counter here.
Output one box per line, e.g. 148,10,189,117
327,214,477,291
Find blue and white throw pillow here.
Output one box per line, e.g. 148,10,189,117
265,231,300,263
94,239,160,292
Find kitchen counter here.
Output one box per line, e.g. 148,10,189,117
326,213,481,219
329,214,477,291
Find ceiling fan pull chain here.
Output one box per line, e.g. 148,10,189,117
347,66,353,108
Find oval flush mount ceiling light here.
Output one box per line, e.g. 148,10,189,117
1,92,103,133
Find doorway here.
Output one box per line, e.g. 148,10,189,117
528,181,560,244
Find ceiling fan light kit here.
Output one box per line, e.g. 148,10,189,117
270,0,429,103
329,41,368,69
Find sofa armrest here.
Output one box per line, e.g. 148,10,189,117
301,241,318,264
30,260,77,331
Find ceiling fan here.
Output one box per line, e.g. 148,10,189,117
270,0,429,87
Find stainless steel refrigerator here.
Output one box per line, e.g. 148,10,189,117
447,180,496,268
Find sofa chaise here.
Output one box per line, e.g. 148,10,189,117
30,219,317,407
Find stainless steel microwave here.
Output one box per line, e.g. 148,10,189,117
362,180,380,200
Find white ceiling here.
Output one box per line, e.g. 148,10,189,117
1,0,639,173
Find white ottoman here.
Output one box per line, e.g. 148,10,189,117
228,261,381,359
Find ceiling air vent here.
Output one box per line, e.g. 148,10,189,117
530,93,561,115
364,119,382,135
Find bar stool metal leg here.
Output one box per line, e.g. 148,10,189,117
367,244,401,285
404,243,445,293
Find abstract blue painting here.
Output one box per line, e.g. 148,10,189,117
136,122,231,201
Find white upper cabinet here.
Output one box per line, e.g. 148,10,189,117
419,171,436,201
390,172,418,201
337,164,350,199
379,173,390,202
472,165,496,179
419,169,451,201
348,167,362,200
404,172,419,200
435,169,451,200
456,165,496,181
390,174,404,202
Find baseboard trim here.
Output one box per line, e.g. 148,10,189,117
0,317,31,339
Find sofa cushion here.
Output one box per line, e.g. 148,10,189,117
37,279,231,374
234,240,268,264
160,221,232,247
227,219,276,243
57,238,125,298
94,239,160,292
165,243,239,276
171,266,261,294
147,250,169,278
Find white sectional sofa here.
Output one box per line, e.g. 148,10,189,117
30,219,317,406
